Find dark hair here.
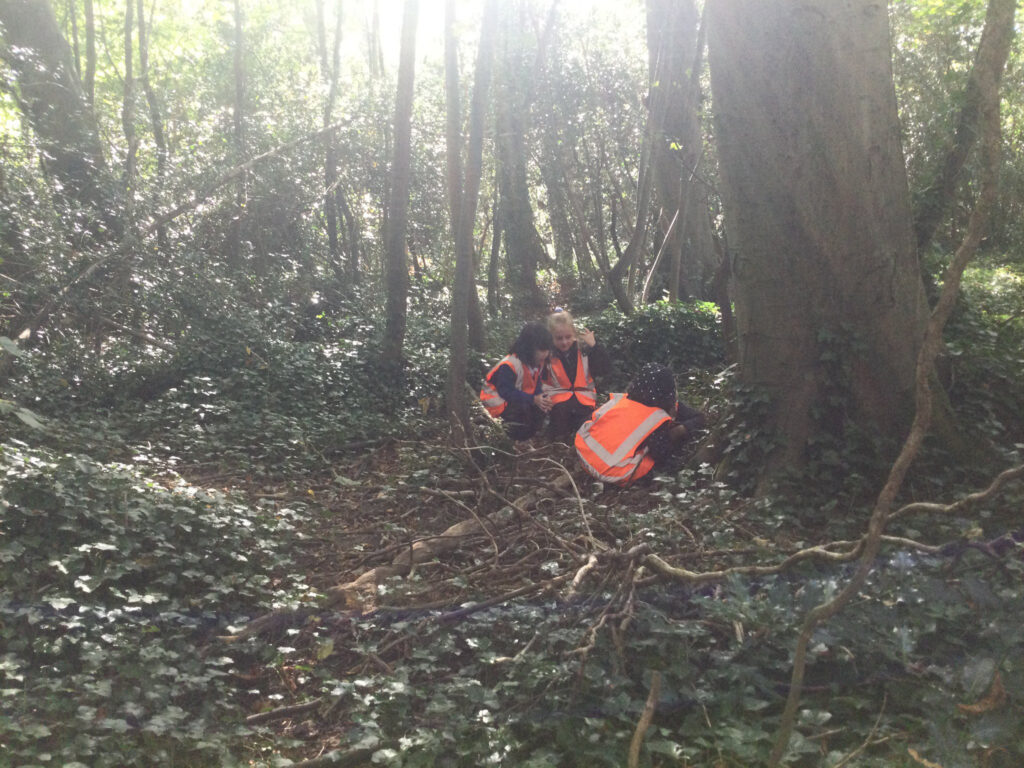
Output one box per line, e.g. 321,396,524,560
627,363,677,412
509,322,553,362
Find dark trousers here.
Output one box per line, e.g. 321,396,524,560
501,400,545,441
548,397,595,441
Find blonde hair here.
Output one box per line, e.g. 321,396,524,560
547,309,575,333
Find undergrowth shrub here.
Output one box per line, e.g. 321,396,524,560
945,265,1024,454
4,299,465,477
0,440,310,766
584,300,724,392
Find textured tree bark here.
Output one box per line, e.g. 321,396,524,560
708,0,929,481
768,19,1007,759
382,0,418,365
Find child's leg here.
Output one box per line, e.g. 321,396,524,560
548,398,594,440
502,401,544,441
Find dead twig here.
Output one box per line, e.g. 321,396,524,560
286,746,380,768
888,463,1024,523
436,570,576,623
643,540,862,585
829,696,890,768
569,554,599,597
627,671,662,768
245,697,324,725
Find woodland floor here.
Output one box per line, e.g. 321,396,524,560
203,432,807,765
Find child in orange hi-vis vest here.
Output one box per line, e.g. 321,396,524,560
575,363,705,486
480,322,554,441
543,309,612,440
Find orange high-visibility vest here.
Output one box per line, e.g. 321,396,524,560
575,393,671,485
542,348,596,407
480,355,540,417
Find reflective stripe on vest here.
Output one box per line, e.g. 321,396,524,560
542,348,596,406
479,355,538,417
574,394,671,485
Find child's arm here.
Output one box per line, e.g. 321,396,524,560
493,364,552,411
578,328,613,377
675,401,706,434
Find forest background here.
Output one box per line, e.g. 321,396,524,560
2,0,1024,766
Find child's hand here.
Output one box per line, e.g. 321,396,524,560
578,327,596,347
669,424,688,442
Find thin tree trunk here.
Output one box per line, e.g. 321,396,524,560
336,186,361,285
494,0,547,315
228,0,246,273
84,0,96,106
382,0,418,366
316,0,345,288
137,0,168,246
122,0,137,233
446,0,497,442
442,0,483,345
646,0,715,302
68,0,81,78
487,187,501,315
913,0,1016,253
367,0,385,79
444,0,463,240
711,229,738,364
539,149,578,298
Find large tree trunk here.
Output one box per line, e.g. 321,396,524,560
0,0,113,234
707,0,929,482
382,0,418,365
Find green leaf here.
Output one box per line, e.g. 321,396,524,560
0,336,21,356
15,408,45,430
